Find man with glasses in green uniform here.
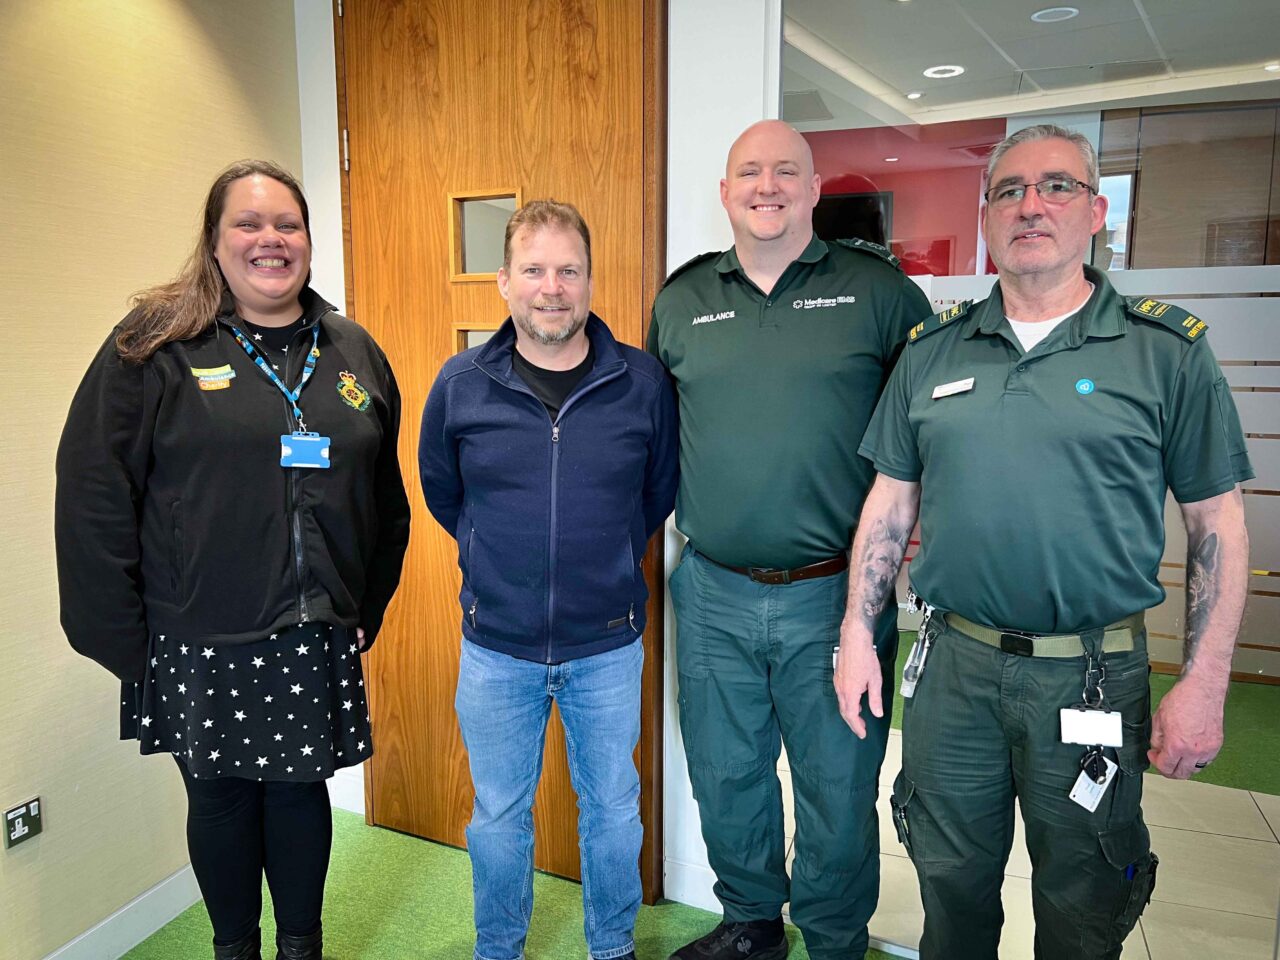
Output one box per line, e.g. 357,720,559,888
837,124,1253,960
649,120,932,960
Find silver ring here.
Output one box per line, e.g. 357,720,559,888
1194,761,1209,769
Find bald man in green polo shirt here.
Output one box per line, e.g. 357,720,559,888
837,124,1253,960
649,120,932,960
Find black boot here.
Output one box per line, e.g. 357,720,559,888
275,927,322,960
669,918,788,960
213,928,262,960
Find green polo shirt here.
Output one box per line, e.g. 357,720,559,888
648,234,932,568
861,266,1254,634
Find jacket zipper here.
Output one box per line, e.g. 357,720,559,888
468,598,478,629
474,352,627,663
547,422,561,662
284,321,319,624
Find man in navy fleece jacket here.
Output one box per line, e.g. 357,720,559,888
419,199,677,960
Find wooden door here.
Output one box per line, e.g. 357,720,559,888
335,0,667,895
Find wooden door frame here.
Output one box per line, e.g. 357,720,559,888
330,0,669,904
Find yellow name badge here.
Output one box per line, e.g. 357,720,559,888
190,364,236,391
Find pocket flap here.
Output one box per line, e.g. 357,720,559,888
891,771,916,810
1099,818,1150,869
1118,722,1151,776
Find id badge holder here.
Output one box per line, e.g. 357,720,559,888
280,432,332,469
1060,630,1122,747
1059,704,1123,748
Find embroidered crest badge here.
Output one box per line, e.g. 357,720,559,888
337,371,371,411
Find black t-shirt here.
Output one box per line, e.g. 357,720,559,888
242,316,308,354
512,341,595,419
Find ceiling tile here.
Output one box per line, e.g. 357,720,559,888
1138,0,1277,16
1147,10,1280,73
1027,60,1169,91
1000,20,1161,71
964,0,1143,45
787,0,981,63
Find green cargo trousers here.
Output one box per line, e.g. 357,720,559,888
890,616,1158,960
670,545,898,960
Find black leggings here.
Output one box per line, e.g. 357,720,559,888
176,759,332,944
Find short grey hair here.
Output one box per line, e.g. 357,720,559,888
985,124,1099,193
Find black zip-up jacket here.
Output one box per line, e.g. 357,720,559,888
55,288,411,683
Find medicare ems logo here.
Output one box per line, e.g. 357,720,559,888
792,296,856,310
692,310,735,326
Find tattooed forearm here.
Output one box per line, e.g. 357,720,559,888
858,519,910,628
1184,532,1220,668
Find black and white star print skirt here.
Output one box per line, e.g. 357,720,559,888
120,622,372,782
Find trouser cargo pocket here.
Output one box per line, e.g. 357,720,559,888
1099,817,1158,942
890,772,915,860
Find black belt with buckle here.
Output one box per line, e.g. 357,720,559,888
999,632,1036,657
699,551,849,585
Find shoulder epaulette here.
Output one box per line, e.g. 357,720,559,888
835,237,900,268
1125,297,1208,341
661,251,720,290
907,301,971,344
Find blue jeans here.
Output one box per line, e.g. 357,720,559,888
455,638,643,960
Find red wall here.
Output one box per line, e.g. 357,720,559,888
805,120,1005,276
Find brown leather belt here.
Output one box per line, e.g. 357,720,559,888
699,551,849,585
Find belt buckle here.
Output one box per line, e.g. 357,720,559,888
999,632,1036,657
748,567,789,585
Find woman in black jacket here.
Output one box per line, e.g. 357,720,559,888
55,160,411,960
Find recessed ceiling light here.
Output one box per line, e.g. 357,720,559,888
906,91,924,100
1266,63,1280,72
1031,6,1079,23
884,157,900,162
923,64,965,79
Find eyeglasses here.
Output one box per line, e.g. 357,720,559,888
985,177,1097,207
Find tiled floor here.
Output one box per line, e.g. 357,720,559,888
777,732,1280,959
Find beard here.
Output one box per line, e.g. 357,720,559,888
511,300,589,346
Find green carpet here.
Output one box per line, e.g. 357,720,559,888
124,811,897,959
890,631,1280,795
125,634,1276,959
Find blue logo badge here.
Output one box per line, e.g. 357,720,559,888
1075,378,1095,395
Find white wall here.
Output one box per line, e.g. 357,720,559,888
662,0,785,913
293,0,366,817
1,3,305,958
295,0,349,315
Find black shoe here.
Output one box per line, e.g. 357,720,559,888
669,919,788,959
213,928,262,960
275,927,322,960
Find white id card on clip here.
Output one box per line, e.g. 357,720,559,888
932,377,974,399
1060,706,1123,748
1069,755,1118,812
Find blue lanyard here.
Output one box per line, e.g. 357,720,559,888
231,324,321,431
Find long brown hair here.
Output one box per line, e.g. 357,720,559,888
115,160,311,363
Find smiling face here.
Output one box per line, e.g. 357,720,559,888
497,225,592,348
981,137,1107,285
213,174,311,325
720,120,821,249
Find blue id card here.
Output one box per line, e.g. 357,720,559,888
280,432,332,469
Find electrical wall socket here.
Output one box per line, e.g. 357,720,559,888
5,797,43,849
